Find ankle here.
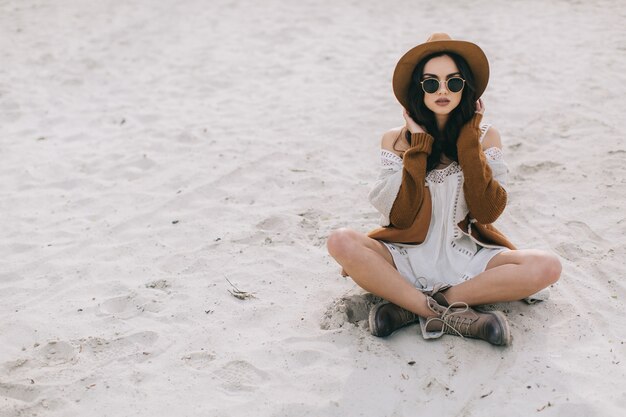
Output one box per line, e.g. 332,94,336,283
439,287,456,305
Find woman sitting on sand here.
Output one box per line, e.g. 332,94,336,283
327,33,561,346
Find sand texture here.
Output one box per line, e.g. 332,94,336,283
1,0,625,416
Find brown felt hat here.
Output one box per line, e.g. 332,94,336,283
392,33,489,109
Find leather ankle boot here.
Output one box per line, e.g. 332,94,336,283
423,297,512,346
368,302,419,337
423,283,452,306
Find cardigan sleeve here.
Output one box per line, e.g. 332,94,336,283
388,133,434,229
456,113,507,224
368,133,433,228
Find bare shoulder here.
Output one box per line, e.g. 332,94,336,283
482,126,503,150
381,126,408,156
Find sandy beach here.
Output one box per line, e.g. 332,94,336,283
1,0,625,416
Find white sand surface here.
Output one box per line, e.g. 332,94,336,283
1,0,625,416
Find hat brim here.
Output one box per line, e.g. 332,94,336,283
392,39,489,109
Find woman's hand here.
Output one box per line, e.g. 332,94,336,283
402,108,426,134
475,98,485,114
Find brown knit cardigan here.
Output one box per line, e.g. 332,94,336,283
368,113,515,250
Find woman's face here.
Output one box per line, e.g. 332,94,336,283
421,55,463,116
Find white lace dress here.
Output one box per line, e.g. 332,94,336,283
370,124,509,291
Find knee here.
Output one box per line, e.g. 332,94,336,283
529,251,562,288
327,228,360,260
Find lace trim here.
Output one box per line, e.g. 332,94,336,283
380,149,402,168
479,123,491,143
380,145,501,172
426,162,462,184
484,147,503,161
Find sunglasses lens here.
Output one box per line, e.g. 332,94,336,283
422,79,439,94
448,78,464,93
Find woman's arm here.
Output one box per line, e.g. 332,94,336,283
456,113,507,224
368,128,433,228
482,126,509,190
390,132,433,228
368,133,404,226
388,110,434,229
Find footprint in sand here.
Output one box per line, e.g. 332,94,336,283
1,341,79,389
212,360,269,392
181,351,216,370
554,220,610,261
34,340,79,367
286,349,323,368
97,294,162,319
0,382,42,403
516,160,562,175
3,340,79,372
78,331,160,366
145,279,171,291
228,214,296,245
256,215,291,231
1,332,162,393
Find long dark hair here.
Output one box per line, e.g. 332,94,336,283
397,52,478,172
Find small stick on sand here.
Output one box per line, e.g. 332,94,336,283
225,277,256,300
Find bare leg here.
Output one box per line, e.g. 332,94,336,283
326,228,433,318
444,249,562,306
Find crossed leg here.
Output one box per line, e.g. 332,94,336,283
327,228,561,314
444,248,561,305
327,228,434,317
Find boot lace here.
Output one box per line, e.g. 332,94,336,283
425,302,475,338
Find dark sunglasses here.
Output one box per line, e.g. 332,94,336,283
420,77,465,94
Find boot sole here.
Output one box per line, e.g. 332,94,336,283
368,302,387,337
488,310,512,346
